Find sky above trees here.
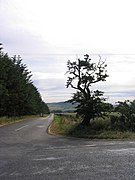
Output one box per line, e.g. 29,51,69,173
1,0,135,103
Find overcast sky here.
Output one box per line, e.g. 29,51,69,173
1,0,135,104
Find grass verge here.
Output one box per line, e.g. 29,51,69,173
0,115,47,126
49,114,135,139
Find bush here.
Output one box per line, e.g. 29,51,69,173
91,117,110,131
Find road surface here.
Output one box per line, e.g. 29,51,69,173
0,114,135,179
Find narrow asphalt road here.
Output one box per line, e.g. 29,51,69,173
1,114,135,180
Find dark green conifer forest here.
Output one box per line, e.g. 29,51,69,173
0,43,49,117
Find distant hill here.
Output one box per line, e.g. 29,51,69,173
47,102,77,113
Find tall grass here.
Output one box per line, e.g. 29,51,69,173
49,113,135,139
0,115,42,126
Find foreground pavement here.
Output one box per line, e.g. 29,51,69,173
0,114,135,179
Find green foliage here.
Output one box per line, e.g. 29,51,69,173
54,115,62,123
66,54,109,125
50,114,135,139
0,44,50,117
109,100,135,131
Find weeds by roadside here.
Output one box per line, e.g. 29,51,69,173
49,113,135,139
0,115,47,126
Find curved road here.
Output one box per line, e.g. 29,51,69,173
0,114,135,179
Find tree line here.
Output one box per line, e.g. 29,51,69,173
0,43,49,117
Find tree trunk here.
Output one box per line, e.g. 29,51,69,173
81,115,91,126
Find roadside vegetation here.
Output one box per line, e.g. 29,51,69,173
50,111,135,139
50,54,135,139
0,115,43,126
0,43,50,125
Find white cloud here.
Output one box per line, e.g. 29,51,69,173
1,0,135,54
33,72,65,80
1,0,135,103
